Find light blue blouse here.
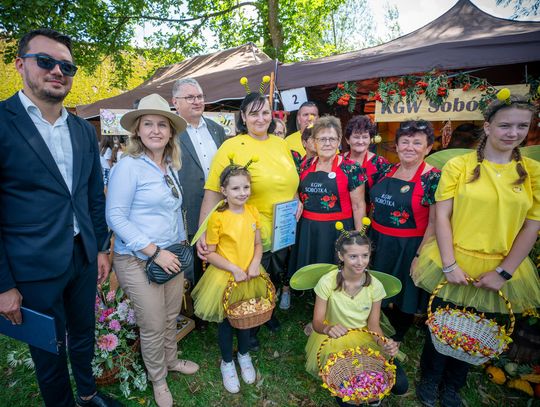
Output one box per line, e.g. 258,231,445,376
106,154,186,259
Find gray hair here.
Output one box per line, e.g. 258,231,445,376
172,78,202,97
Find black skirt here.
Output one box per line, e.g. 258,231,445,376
288,217,354,277
369,229,428,314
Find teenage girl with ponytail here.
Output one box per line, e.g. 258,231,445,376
412,95,540,407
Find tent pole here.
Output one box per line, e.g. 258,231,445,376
272,58,279,111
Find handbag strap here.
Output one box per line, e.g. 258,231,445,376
168,166,189,240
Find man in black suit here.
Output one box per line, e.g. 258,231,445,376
172,78,226,285
0,29,120,407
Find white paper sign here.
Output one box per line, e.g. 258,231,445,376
203,112,236,137
100,109,131,136
280,88,308,112
271,200,299,252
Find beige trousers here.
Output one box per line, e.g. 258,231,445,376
113,253,184,384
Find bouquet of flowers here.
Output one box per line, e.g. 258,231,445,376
92,279,147,397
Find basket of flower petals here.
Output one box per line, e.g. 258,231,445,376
223,273,275,329
427,278,514,366
318,329,396,405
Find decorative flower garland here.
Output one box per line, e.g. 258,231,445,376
428,306,512,358
327,81,358,113
369,71,540,113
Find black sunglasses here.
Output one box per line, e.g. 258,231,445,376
400,120,429,131
164,175,179,199
20,54,78,77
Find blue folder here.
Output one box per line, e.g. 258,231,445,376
0,307,58,354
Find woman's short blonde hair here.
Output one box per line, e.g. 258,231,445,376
124,116,182,170
312,115,343,142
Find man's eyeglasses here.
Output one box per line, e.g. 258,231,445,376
164,175,179,199
175,95,205,103
399,120,429,131
20,54,78,77
315,137,339,145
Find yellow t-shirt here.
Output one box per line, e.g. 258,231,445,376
436,152,540,255
206,204,260,271
314,269,386,328
205,134,300,251
285,130,306,157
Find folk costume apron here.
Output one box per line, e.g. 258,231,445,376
369,162,429,314
289,155,355,273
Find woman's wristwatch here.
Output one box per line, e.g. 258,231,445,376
495,266,512,281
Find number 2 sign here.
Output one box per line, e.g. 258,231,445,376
280,87,308,112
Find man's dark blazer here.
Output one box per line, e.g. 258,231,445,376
0,93,108,293
178,117,226,236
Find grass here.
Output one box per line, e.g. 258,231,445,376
0,294,538,407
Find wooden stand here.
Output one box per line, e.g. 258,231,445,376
176,315,195,342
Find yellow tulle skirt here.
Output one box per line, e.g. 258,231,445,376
412,238,540,314
192,264,269,323
305,330,382,377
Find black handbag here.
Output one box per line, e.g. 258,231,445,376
144,167,193,284
145,242,193,284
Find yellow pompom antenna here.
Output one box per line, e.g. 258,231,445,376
259,75,271,94
244,155,259,169
496,88,511,105
228,152,235,165
360,217,371,235
335,221,350,238
240,77,251,94
371,135,382,144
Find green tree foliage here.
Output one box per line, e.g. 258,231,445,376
0,41,157,106
495,0,540,18
0,0,401,86
318,0,401,55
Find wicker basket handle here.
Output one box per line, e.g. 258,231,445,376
222,272,275,312
427,277,515,337
316,327,391,373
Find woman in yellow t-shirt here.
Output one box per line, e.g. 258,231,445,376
412,95,540,407
197,92,300,348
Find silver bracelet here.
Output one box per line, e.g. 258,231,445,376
442,262,457,273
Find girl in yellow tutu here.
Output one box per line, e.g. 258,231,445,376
412,94,540,407
306,226,408,406
192,161,269,394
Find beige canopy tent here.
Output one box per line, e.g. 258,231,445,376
76,43,275,119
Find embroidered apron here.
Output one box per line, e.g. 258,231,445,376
369,162,428,237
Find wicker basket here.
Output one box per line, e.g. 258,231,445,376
318,328,396,405
427,278,514,366
95,338,141,386
223,273,276,329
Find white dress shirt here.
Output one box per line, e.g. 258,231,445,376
106,154,186,259
186,118,218,179
18,90,80,235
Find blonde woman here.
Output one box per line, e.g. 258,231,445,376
106,94,199,407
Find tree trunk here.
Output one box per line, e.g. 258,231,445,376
266,0,283,59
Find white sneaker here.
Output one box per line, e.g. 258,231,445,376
237,352,256,384
220,360,240,393
279,290,291,310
